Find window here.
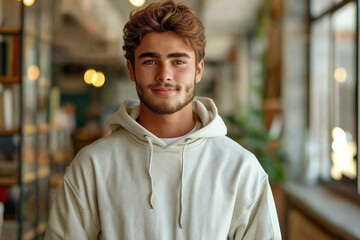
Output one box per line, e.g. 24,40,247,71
309,0,359,198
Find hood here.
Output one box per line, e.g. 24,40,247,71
106,96,227,146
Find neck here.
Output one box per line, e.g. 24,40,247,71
138,102,195,138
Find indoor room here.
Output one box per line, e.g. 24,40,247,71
0,0,359,239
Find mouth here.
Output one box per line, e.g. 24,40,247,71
151,87,178,96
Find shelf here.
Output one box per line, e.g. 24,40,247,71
0,220,36,240
0,220,47,240
23,124,50,135
1,0,54,238
0,28,21,35
0,177,18,186
23,167,51,183
0,167,50,186
0,77,21,84
24,29,52,43
0,129,20,135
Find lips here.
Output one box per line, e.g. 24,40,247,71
149,83,180,96
151,87,177,96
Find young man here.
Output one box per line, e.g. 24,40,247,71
45,1,281,239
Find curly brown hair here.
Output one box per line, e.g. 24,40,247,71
123,0,206,66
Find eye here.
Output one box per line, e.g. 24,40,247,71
174,60,185,65
143,60,156,65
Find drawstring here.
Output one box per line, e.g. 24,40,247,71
144,135,192,229
144,135,154,209
179,138,191,229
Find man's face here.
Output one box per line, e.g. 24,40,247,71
127,31,204,115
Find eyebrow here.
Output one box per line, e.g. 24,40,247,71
138,52,191,59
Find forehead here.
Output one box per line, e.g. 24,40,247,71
135,31,195,58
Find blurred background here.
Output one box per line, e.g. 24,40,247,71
0,0,359,239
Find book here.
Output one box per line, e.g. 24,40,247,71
3,87,13,130
9,34,21,79
12,83,20,129
0,38,8,77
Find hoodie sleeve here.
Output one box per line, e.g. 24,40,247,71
44,178,100,240
228,176,282,240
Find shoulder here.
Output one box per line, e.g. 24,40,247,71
64,129,132,177
207,136,261,164
73,129,132,160
207,136,268,179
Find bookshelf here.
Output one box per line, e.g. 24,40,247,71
0,0,54,239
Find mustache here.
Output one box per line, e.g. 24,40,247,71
148,83,181,89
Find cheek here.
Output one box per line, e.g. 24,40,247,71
134,67,153,81
174,67,196,80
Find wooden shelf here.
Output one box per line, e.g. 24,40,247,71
0,167,50,186
0,129,20,135
0,177,18,186
23,124,50,135
0,220,36,240
24,29,52,43
0,77,21,84
22,167,51,183
0,221,47,240
0,28,21,35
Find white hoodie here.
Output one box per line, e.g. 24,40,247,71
45,97,281,240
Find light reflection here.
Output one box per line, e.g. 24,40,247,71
23,0,35,7
129,0,145,7
84,69,97,85
84,69,105,87
331,127,357,180
27,65,40,81
334,67,347,83
93,72,105,87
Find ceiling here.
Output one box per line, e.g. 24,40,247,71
53,0,262,68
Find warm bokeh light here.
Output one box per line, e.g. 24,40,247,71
84,69,105,87
332,127,346,141
334,67,347,83
24,0,35,7
27,65,40,81
331,127,357,180
129,0,145,7
84,69,97,85
93,72,105,87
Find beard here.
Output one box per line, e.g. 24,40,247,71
135,77,196,115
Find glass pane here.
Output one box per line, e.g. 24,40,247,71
330,2,357,180
22,36,37,127
38,177,50,233
311,0,342,17
311,0,333,17
22,182,37,238
23,0,38,36
309,16,331,180
40,0,53,39
38,43,51,126
22,35,38,177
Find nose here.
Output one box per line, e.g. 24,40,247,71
155,63,172,82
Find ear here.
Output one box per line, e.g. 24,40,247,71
195,59,204,83
127,60,135,82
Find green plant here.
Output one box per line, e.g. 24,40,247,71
226,110,287,184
